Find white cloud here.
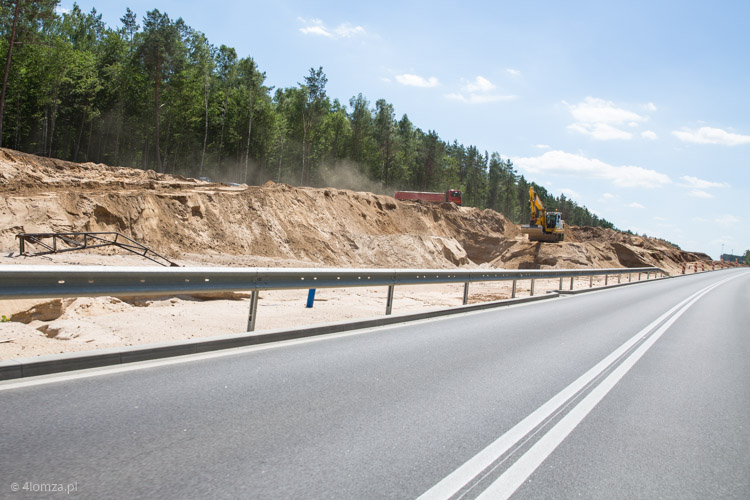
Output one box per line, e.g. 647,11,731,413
602,193,615,200
567,97,647,125
465,76,495,93
560,188,581,199
672,126,750,146
299,18,332,37
513,150,671,189
299,18,366,39
645,102,657,112
55,6,71,15
445,76,516,104
641,130,658,140
535,144,550,149
301,25,331,37
506,68,522,78
334,22,365,38
679,175,730,189
565,97,649,141
689,190,714,199
626,202,646,209
568,122,632,140
396,74,439,88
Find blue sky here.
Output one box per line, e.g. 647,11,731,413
60,0,750,258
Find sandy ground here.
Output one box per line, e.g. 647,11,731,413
0,251,660,360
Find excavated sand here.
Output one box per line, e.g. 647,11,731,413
0,148,717,359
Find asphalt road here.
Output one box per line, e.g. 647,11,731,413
1,269,748,499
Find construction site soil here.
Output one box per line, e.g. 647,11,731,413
0,148,717,359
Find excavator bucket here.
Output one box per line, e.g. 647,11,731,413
521,225,563,242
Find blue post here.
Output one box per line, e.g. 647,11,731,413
306,289,316,308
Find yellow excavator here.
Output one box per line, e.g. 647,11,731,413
521,186,565,242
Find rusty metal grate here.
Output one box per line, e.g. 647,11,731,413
16,232,179,267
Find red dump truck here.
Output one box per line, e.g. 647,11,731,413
394,189,462,205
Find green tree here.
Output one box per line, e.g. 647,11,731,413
214,44,237,168
487,153,502,211
137,9,181,172
120,7,138,43
416,130,443,191
299,66,327,184
373,98,395,187
391,114,416,188
186,29,214,176
236,56,268,183
312,98,351,175
0,0,58,146
348,93,373,166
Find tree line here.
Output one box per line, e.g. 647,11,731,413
0,1,613,229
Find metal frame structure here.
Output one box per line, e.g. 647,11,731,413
16,232,179,267
0,265,665,331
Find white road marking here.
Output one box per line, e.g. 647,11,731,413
419,273,743,500
0,327,381,391
476,276,733,499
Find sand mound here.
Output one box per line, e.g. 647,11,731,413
0,148,710,274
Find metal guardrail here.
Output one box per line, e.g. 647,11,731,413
0,265,666,331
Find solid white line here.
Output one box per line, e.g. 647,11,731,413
475,274,742,499
418,273,741,500
0,326,381,391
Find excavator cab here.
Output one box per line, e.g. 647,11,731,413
546,212,562,231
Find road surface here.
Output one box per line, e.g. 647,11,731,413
1,269,748,499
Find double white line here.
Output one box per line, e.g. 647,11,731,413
419,273,742,500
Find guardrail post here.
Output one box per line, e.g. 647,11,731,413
306,289,316,308
530,279,535,296
646,271,650,280
629,273,632,282
570,276,574,290
604,274,609,286
386,285,395,315
247,290,259,332
589,275,593,288
638,272,642,281
559,277,563,290
463,282,469,305
618,274,622,284
512,279,517,298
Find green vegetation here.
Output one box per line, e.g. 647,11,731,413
0,2,613,228
745,250,749,266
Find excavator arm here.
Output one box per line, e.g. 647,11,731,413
529,186,546,224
